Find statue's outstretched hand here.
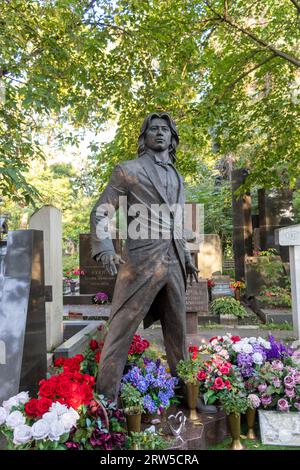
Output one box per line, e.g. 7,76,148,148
96,251,125,276
185,261,199,285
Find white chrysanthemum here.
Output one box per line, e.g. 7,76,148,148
49,402,69,416
252,352,264,365
13,425,32,445
242,343,253,354
6,410,26,429
248,337,258,344
257,337,271,349
31,419,50,440
15,392,30,405
0,407,8,425
48,420,65,442
232,343,243,352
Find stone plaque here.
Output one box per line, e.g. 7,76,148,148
186,279,208,313
79,234,117,300
259,410,300,446
275,224,300,246
211,276,233,300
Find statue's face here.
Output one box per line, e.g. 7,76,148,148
144,117,171,152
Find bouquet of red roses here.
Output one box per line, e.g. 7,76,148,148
127,334,150,363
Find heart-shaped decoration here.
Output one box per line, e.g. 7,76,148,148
167,411,186,437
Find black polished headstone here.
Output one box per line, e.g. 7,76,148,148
231,169,253,280
79,234,118,301
258,188,294,261
0,230,47,402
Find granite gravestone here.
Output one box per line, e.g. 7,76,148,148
259,188,294,261
211,275,234,300
197,234,222,279
29,205,63,351
0,229,47,403
231,169,253,280
79,234,119,301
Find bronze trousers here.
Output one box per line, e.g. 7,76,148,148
96,256,187,402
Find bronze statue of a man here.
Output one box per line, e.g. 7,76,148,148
90,112,198,402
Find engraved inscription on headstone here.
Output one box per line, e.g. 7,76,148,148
211,276,233,300
186,279,208,313
79,234,117,300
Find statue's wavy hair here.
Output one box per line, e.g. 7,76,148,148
138,112,179,162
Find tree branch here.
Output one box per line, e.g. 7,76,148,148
205,2,300,67
289,0,300,14
215,53,277,103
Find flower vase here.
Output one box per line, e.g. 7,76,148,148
125,412,141,435
246,408,257,440
227,413,245,450
186,382,200,421
234,287,241,301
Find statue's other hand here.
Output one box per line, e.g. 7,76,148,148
185,262,199,285
97,251,125,276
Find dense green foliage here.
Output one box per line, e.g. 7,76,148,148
210,296,248,318
1,1,299,251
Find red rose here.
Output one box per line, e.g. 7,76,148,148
63,358,81,372
54,357,65,368
95,351,101,363
189,345,198,353
197,370,206,381
219,366,230,375
89,339,99,351
36,398,52,416
39,378,57,399
214,378,225,390
56,378,73,399
142,339,150,349
80,383,93,404
192,351,198,360
231,336,241,343
209,337,218,343
74,354,84,363
135,342,145,354
224,380,232,390
25,398,39,417
83,374,95,387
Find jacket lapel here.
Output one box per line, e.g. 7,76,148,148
140,153,171,208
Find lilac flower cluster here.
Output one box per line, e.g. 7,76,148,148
266,335,294,361
253,361,300,412
121,359,178,414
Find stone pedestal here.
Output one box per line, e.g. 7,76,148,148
30,205,63,351
142,404,228,450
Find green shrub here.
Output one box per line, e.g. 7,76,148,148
126,430,172,450
210,297,247,318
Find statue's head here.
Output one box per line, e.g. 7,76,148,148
138,112,179,162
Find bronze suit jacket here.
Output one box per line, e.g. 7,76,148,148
90,152,191,327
